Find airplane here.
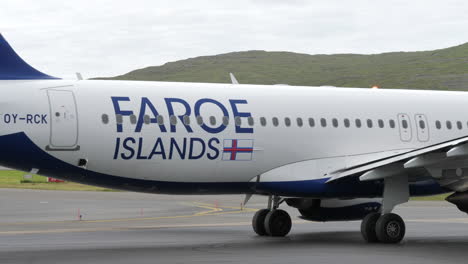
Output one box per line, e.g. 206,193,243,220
1,33,468,244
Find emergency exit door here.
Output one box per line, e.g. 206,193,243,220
397,113,412,142
415,114,429,142
46,90,80,151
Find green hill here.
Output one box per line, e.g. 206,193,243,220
95,43,468,90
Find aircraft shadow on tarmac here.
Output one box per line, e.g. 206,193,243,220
164,228,468,257
138,226,468,249
2,230,468,264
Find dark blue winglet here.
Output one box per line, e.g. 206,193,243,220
0,34,59,80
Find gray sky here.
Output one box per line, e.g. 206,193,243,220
1,0,468,79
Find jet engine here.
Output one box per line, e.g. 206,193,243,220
286,198,382,222
446,191,468,214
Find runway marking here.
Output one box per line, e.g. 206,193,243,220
407,218,468,224
1,216,468,236
0,202,256,227
0,220,310,236
2,200,468,236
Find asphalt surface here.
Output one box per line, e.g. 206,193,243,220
1,189,468,264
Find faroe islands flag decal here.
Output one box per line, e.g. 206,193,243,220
222,139,254,161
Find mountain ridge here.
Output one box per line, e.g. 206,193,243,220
94,42,468,90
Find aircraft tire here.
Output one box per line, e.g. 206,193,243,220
264,209,292,237
375,213,406,244
252,209,270,236
361,212,380,243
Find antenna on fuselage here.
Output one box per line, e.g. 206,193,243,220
229,72,239,84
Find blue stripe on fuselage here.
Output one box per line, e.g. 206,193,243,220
0,132,450,196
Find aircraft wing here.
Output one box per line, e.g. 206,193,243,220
327,135,468,192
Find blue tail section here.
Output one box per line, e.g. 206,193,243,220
0,34,59,80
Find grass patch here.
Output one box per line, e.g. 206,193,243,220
0,170,115,192
411,193,451,201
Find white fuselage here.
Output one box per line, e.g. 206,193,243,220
0,80,464,196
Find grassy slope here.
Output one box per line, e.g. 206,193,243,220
95,43,468,90
0,170,113,191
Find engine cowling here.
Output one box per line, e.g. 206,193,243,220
446,191,468,214
286,198,382,222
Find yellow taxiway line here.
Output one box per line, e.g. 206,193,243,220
1,201,468,235
0,202,255,227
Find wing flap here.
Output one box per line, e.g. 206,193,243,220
327,136,468,183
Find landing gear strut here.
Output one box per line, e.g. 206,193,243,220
252,195,292,237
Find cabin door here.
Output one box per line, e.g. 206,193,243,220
46,90,80,151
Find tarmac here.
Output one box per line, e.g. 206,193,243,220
1,188,468,264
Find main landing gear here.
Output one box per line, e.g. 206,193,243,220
252,174,410,243
361,174,409,244
252,196,292,237
361,212,406,243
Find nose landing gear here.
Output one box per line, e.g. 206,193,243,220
252,209,270,236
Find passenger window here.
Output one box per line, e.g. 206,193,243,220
320,118,327,127
308,118,315,127
142,115,150,124
332,118,338,128
285,117,291,127
222,116,229,126
402,120,408,129
297,118,303,127
248,117,254,126
419,120,425,129
436,120,441,129
235,116,241,126
260,117,267,126
130,114,137,124
183,115,190,125
209,116,216,126
446,121,452,130
378,119,384,128
170,115,177,125
355,119,362,128
102,114,109,124
116,114,123,124
156,115,164,125
367,119,373,128
389,119,395,128
196,116,204,125
344,118,350,128
457,121,462,130
272,117,279,127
